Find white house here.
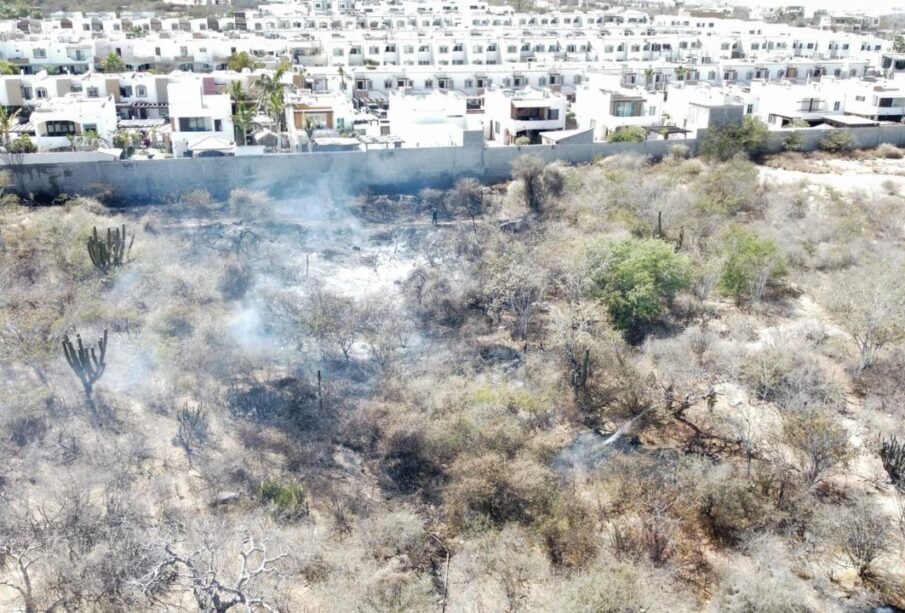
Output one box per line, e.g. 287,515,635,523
167,75,234,157
30,92,118,151
661,83,746,132
573,73,664,140
483,86,567,145
387,88,467,147
284,90,357,151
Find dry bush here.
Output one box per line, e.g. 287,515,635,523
447,525,550,612
876,143,904,159
739,342,844,413
445,452,554,530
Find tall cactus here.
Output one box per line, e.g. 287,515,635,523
570,348,591,397
881,436,905,490
87,225,133,273
62,330,107,405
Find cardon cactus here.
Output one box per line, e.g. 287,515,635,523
87,225,133,273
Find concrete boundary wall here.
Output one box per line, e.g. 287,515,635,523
6,125,905,205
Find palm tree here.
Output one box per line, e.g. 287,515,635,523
0,107,20,149
0,60,17,76
233,103,254,146
303,115,315,153
229,82,254,146
267,90,286,133
100,52,126,73
643,67,655,89
337,66,347,91
675,65,687,81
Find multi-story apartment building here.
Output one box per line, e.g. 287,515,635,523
0,1,900,153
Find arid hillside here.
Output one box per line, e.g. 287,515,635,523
0,148,904,612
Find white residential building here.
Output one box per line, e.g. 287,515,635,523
483,86,566,144
285,90,357,150
30,93,118,151
167,76,234,157
573,73,664,140
387,88,467,146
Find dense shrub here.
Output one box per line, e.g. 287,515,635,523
699,116,769,161
607,126,647,143
259,480,308,519
717,226,787,302
587,237,692,341
695,159,764,215
819,130,855,154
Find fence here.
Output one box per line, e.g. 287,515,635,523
6,124,905,206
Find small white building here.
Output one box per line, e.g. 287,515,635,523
285,90,357,151
662,83,746,132
167,75,234,157
387,88,467,147
573,73,664,140
30,93,118,151
483,86,567,145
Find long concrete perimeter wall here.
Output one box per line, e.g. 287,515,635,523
6,125,905,205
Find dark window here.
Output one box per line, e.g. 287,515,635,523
214,119,222,131
45,121,77,137
178,117,208,131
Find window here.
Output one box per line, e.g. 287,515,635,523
507,45,517,53
178,117,208,132
438,46,448,54
746,104,753,114
33,48,47,59
403,45,413,54
120,85,133,97
333,48,344,57
424,79,433,88
83,123,97,134
155,47,161,56
136,85,147,97
419,45,429,52
464,79,473,88
473,45,482,53
834,101,841,111
36,87,47,99
45,121,76,137
214,119,222,131
86,87,99,98
855,95,866,102
612,100,642,117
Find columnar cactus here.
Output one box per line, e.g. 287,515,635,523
87,225,133,273
62,330,107,404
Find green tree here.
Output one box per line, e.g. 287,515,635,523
100,52,126,73
0,60,17,75
587,238,692,341
227,51,259,72
607,126,647,143
700,116,769,161
717,226,787,303
894,34,905,53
